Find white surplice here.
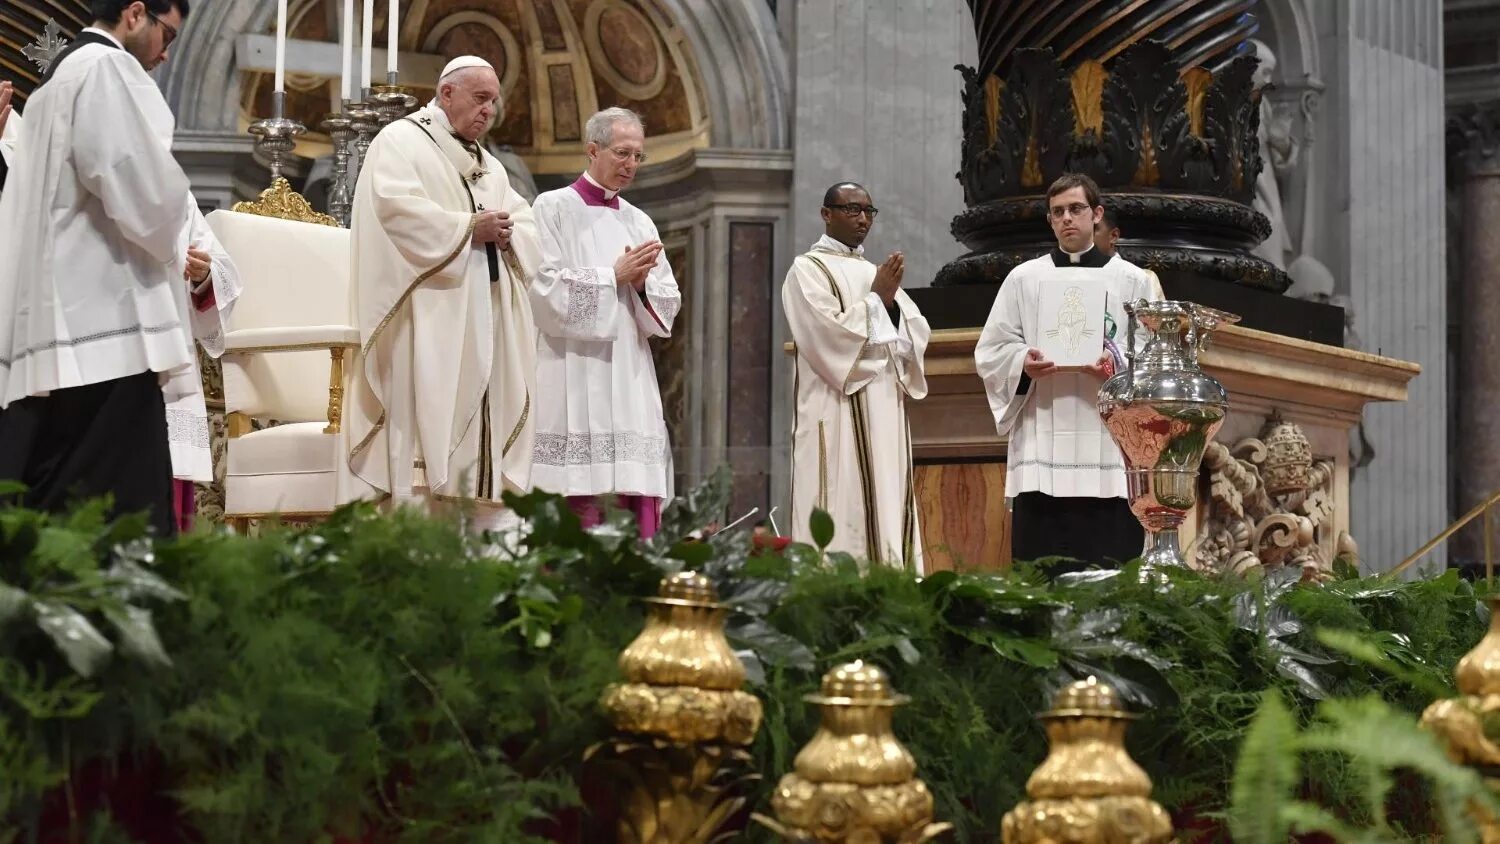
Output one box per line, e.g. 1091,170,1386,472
346,102,540,508
164,208,241,482
974,248,1158,500
528,175,681,500
784,235,930,571
0,39,194,407
0,106,233,483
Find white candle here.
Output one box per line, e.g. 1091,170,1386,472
387,0,398,77
360,0,374,92
273,0,288,93
340,0,353,101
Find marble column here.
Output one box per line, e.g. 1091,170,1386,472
1452,104,1500,562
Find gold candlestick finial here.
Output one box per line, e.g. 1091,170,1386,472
755,661,952,843
591,572,763,843
1420,595,1500,840
1001,676,1172,843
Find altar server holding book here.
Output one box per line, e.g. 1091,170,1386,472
975,173,1159,571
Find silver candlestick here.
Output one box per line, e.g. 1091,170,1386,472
247,91,306,182
320,102,356,227
347,92,381,185
369,72,418,127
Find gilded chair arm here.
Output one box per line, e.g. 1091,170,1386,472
223,325,361,435
224,325,360,353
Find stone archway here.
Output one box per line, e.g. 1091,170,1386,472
158,0,790,161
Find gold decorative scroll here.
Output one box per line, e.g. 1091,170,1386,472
232,177,339,227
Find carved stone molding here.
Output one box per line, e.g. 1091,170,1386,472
941,38,1288,293
1191,414,1359,577
1449,102,1500,174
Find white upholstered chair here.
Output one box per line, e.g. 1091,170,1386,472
206,209,370,529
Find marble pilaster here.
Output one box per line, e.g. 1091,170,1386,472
1452,104,1500,561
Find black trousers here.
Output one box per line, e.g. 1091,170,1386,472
1011,492,1143,575
0,372,175,536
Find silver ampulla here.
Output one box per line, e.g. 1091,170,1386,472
1097,300,1240,571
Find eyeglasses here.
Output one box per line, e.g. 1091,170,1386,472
1048,202,1092,221
825,203,879,219
145,10,177,48
607,146,647,164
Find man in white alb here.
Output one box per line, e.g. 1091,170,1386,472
529,107,681,537
784,182,930,570
346,56,540,526
975,173,1158,571
0,0,195,535
2,98,241,534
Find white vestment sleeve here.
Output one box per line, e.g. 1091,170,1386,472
186,208,241,358
782,258,889,395
71,53,191,266
974,269,1033,437
892,291,930,400
531,198,621,341
630,223,681,339
0,107,19,167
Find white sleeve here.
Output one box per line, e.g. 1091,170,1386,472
629,214,680,339
529,196,620,341
72,54,192,267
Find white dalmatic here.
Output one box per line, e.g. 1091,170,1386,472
0,41,194,407
784,235,930,572
347,102,540,512
528,175,681,500
164,208,242,482
974,248,1158,500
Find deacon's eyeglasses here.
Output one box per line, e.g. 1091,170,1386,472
146,10,177,48
1048,202,1093,221
825,203,879,219
607,146,648,164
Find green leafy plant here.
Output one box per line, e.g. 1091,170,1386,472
1229,690,1500,843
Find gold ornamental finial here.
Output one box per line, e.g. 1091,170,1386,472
1420,595,1500,839
590,572,763,844
755,661,952,843
1001,677,1172,843
601,572,761,742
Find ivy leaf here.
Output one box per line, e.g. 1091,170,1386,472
103,605,173,669
33,601,113,677
809,509,835,550
0,583,30,625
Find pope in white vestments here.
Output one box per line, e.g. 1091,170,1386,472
529,107,681,537
0,6,195,536
346,57,540,523
784,182,930,571
975,174,1157,571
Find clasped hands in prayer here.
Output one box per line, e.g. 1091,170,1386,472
872,251,905,306
1022,348,1114,380
472,210,514,249
614,240,663,291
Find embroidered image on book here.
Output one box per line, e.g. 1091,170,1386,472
1037,279,1106,369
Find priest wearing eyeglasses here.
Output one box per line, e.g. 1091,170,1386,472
783,182,930,571
527,107,681,537
0,0,196,535
974,173,1159,572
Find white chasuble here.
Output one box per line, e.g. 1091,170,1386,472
528,177,681,500
784,236,931,572
0,43,194,407
974,249,1159,500
347,103,540,507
